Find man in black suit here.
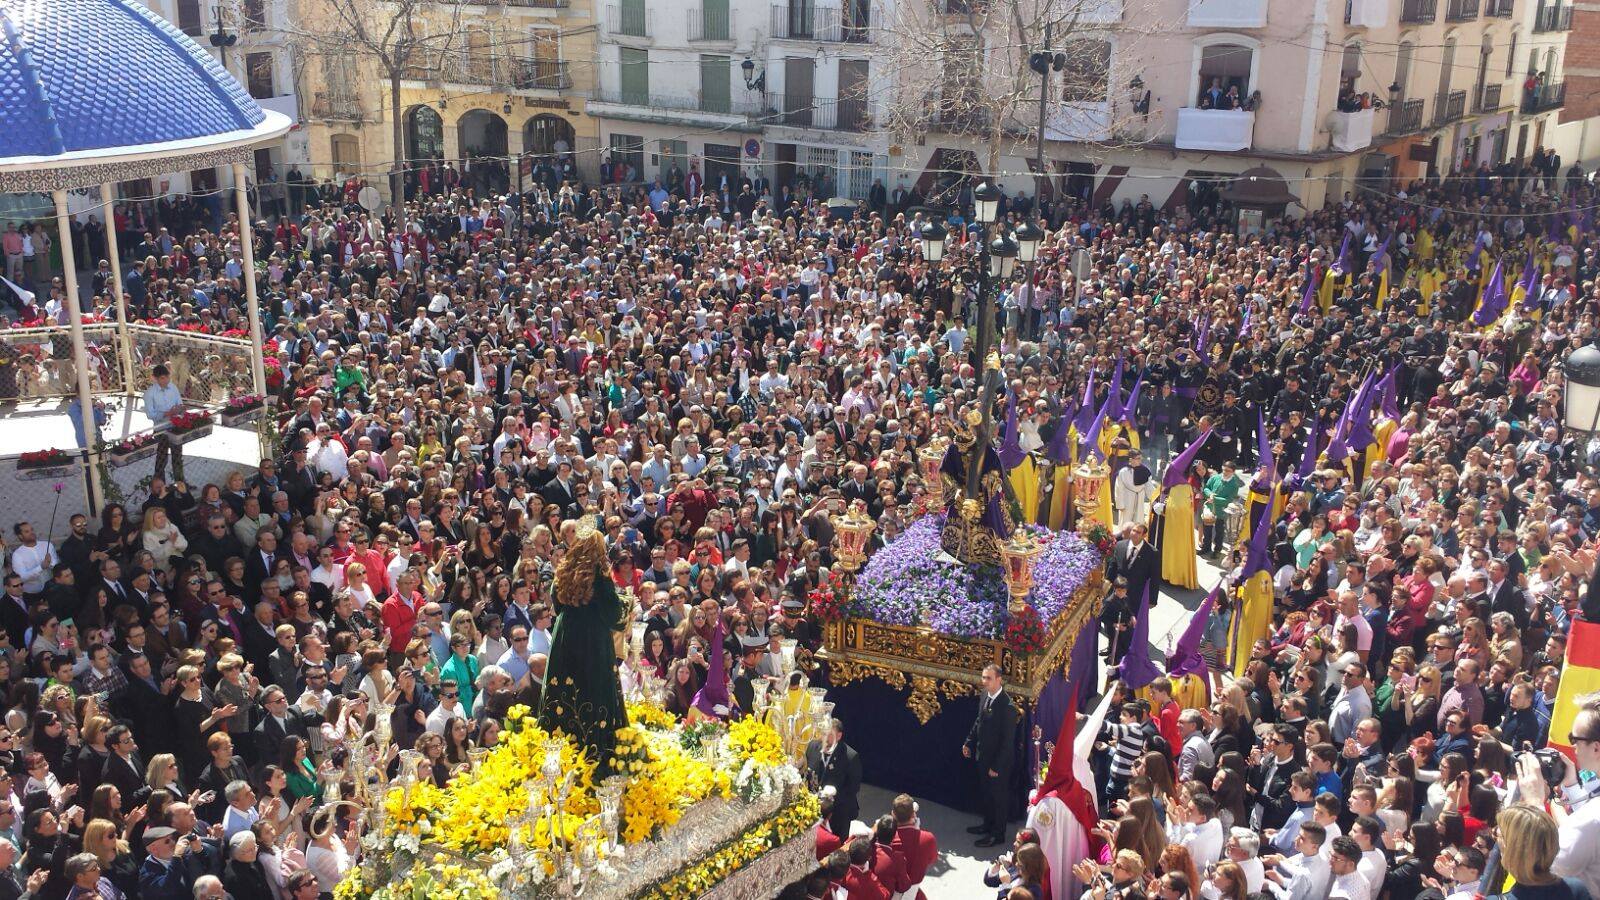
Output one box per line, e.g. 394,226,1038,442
541,460,580,517
0,575,28,651
102,724,146,812
804,718,863,838
964,663,1019,847
1246,723,1303,830
1109,523,1160,607
116,652,177,758
245,530,280,594
253,686,322,761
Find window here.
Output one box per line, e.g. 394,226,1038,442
1506,32,1517,76
242,0,266,30
658,139,688,181
246,52,275,99
1197,43,1253,104
942,37,982,105
1060,40,1111,103
176,0,202,35
609,134,645,181
847,150,878,200
701,54,731,113
619,47,649,105
331,135,361,171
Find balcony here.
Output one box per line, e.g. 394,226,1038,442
1345,0,1390,25
1433,89,1467,124
922,89,992,131
1332,108,1374,152
605,5,653,38
770,5,876,42
1486,0,1514,15
1385,97,1425,134
688,6,733,40
1399,0,1437,20
514,59,571,91
1045,100,1113,142
1186,0,1268,27
311,91,363,122
1534,3,1573,31
760,93,873,130
1472,82,1502,113
1524,80,1566,113
1175,108,1254,151
591,87,761,118
1445,0,1478,20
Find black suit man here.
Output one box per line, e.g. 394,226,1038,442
964,663,1019,846
1109,524,1160,606
253,687,323,761
101,724,146,811
1246,724,1303,830
804,718,863,838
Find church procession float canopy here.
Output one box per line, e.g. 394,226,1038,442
0,0,285,503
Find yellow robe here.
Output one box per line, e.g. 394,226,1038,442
1009,455,1043,526
1171,673,1209,710
1161,483,1200,590
1364,417,1398,479
1231,570,1274,677
1047,462,1074,530
1236,483,1274,546
1417,228,1434,261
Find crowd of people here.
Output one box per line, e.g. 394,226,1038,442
0,140,1593,900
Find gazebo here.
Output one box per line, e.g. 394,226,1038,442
0,0,287,514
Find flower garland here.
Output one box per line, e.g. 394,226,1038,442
633,790,820,900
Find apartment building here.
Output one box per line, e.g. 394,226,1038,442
1006,0,1564,214
587,0,890,200
296,0,601,192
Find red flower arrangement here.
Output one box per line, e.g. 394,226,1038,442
1004,605,1048,654
175,323,207,333
806,571,850,623
220,328,248,339
1082,522,1114,557
225,394,264,411
264,358,284,390
167,411,212,432
18,449,71,468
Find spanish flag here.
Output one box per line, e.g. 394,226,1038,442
1550,619,1600,760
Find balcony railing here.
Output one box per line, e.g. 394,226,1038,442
1534,3,1573,30
1399,0,1437,20
1332,108,1375,152
1486,0,1514,15
1186,0,1268,28
1433,89,1467,124
605,5,653,37
1345,0,1390,26
1445,0,1478,19
1473,82,1502,112
760,92,872,130
592,87,761,115
514,59,570,90
769,4,876,42
311,92,364,121
1385,97,1425,134
688,6,732,40
1175,108,1254,152
1524,80,1567,113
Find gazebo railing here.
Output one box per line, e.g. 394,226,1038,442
125,324,255,406
0,323,256,407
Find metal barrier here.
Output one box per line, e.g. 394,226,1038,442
0,324,126,399
125,325,256,406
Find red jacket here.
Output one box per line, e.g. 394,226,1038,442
891,825,938,894
871,843,910,896
1156,700,1181,758
841,865,889,900
815,824,842,861
379,592,420,653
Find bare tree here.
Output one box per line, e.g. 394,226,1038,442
875,0,1149,196
274,0,471,210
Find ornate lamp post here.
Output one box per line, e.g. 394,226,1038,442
1073,454,1110,529
917,436,949,516
831,500,877,580
999,530,1045,616
920,218,948,317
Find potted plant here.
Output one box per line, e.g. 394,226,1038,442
163,410,214,444
16,448,79,480
105,431,159,468
219,394,265,427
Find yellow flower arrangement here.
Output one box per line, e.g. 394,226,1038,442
339,702,802,899
634,790,822,900
727,716,786,768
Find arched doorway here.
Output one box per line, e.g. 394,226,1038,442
404,106,445,198
458,110,509,195
523,114,576,187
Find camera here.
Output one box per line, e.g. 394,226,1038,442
1521,748,1568,789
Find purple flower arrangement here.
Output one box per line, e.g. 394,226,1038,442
850,515,1102,641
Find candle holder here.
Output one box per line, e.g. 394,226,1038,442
832,500,877,574
1072,458,1109,529
1000,530,1045,616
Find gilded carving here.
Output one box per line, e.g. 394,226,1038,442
906,676,942,725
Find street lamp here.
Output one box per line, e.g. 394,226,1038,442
1014,220,1044,263
988,234,1018,278
972,180,1001,224
919,219,948,262
1565,344,1600,434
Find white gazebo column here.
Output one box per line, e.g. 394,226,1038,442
98,183,135,397
232,162,270,458
53,189,103,510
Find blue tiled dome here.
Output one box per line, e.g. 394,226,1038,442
0,0,267,160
